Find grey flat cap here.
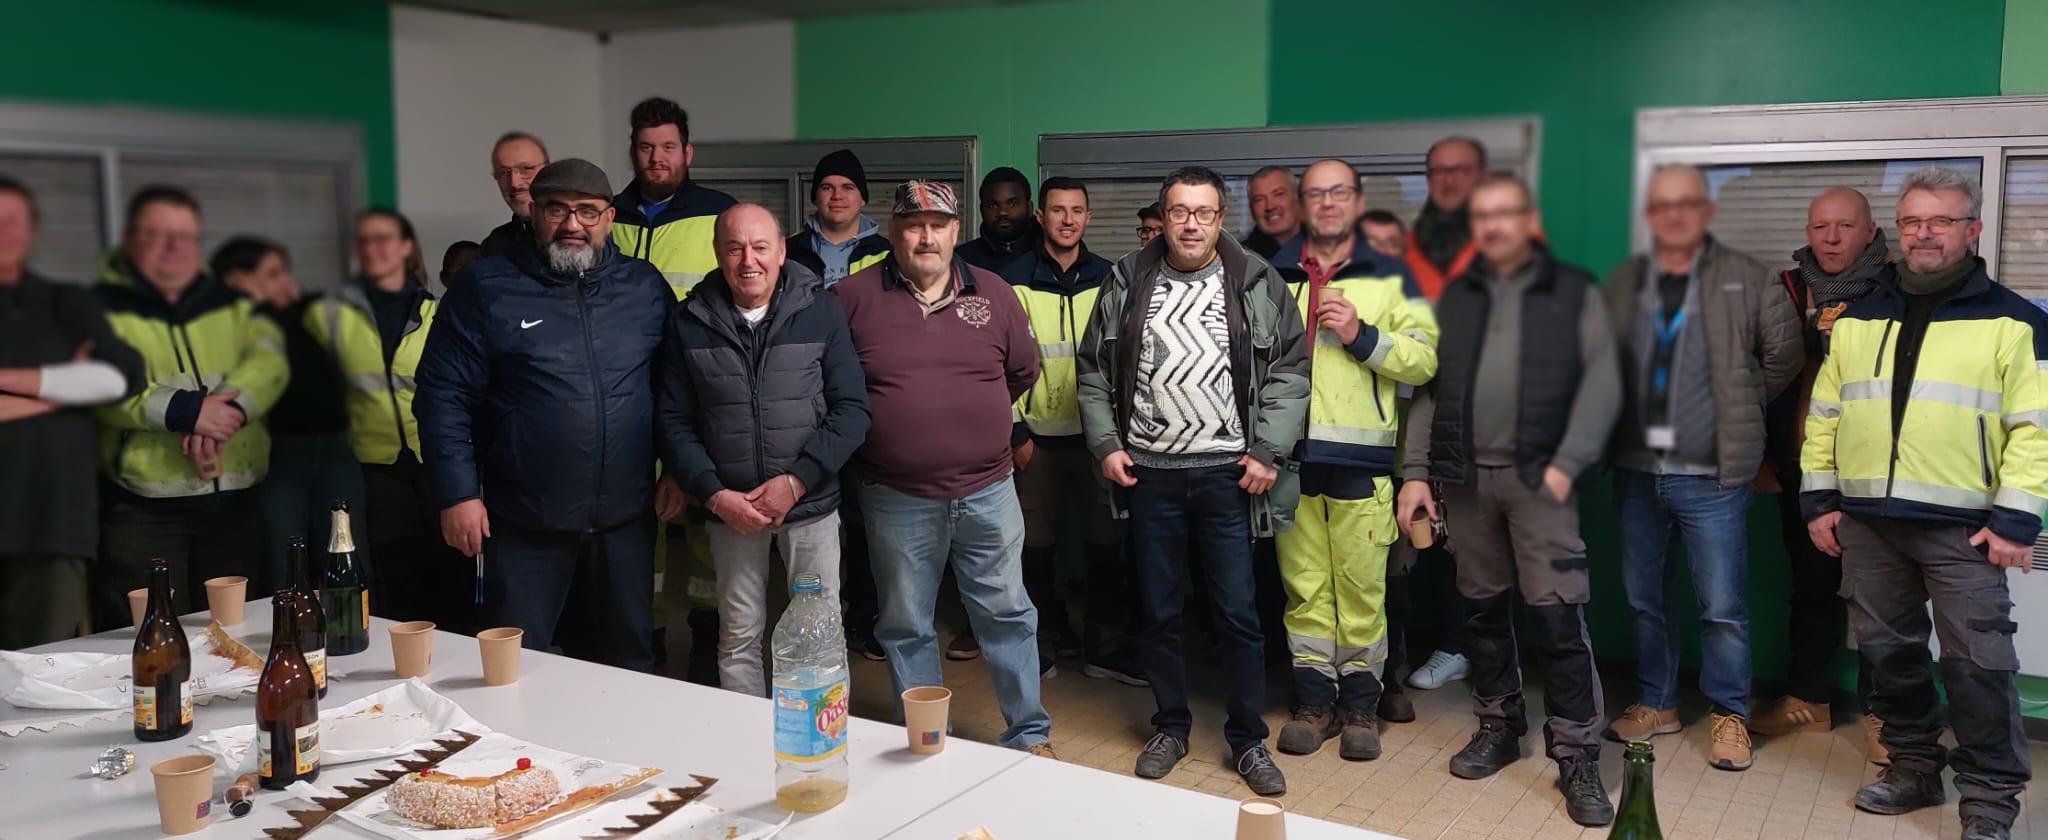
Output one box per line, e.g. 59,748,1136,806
529,159,612,201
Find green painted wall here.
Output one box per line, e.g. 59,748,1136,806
0,0,396,203
795,0,1269,181
1269,0,2006,687
2005,0,2048,93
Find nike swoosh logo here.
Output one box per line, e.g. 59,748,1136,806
520,319,543,329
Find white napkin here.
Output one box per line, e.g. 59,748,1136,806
197,678,488,774
1,647,256,711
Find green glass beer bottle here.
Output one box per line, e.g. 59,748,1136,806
1611,739,1663,839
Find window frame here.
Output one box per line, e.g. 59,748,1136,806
688,136,981,236
1630,94,2048,273
0,99,365,284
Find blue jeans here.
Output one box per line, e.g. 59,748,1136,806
862,476,1051,750
1614,468,1752,716
1129,464,1269,752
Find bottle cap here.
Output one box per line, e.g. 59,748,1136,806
792,573,824,592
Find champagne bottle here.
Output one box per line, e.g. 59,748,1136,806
286,536,329,698
132,557,193,742
320,501,369,656
1611,740,1664,839
256,594,321,789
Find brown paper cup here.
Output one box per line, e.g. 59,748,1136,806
1235,797,1288,840
389,621,436,678
151,754,217,835
478,627,523,685
204,576,247,626
1317,287,1344,305
902,686,953,755
128,588,149,627
1406,515,1435,550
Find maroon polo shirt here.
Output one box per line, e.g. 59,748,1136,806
836,257,1038,499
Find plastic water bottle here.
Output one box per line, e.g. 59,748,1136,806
772,573,849,813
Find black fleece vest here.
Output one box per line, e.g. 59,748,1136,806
1429,255,1589,488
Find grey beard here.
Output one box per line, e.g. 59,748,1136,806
546,241,597,275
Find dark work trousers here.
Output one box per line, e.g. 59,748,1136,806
1440,466,1604,761
1837,513,2031,827
363,464,477,635
0,554,89,648
484,513,657,673
1384,570,1411,683
1129,463,1269,753
1773,478,1872,704
840,473,880,639
95,490,264,631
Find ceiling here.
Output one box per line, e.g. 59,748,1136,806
408,0,1027,32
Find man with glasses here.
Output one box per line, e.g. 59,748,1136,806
1601,165,1802,772
417,160,673,672
1397,174,1620,826
91,186,287,627
1405,136,1487,299
482,131,548,259
1135,203,1164,250
1269,160,1439,762
1078,166,1310,795
1803,167,2038,840
1242,166,1301,260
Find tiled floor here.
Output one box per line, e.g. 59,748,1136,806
837,644,2048,839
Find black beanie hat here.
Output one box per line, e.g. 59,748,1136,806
812,149,868,202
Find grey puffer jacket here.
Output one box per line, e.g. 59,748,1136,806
1602,236,1804,488
655,262,871,523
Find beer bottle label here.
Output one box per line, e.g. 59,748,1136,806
259,722,322,776
306,648,327,689
134,685,156,729
178,680,193,724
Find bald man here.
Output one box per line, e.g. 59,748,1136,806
1601,165,1802,771
655,203,872,697
1751,186,1890,760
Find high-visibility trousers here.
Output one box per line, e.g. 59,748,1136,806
1275,477,1396,685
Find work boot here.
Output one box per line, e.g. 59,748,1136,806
1962,816,2013,840
946,630,981,661
1132,731,1187,779
1276,704,1339,755
1853,765,1945,815
1864,714,1890,765
1377,682,1416,723
1748,695,1831,736
1338,707,1381,761
1708,711,1753,771
1557,750,1614,827
1604,703,1681,742
1026,741,1059,761
1448,720,1521,779
1233,743,1287,796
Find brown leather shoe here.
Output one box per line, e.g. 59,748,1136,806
1603,704,1681,743
1708,711,1753,771
1027,741,1059,761
1864,714,1889,766
1277,705,1339,755
1749,695,1832,736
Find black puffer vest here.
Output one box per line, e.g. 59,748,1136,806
1429,252,1590,488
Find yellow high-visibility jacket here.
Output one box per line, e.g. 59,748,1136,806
609,180,737,300
1272,235,1440,479
1801,259,2048,543
305,283,435,465
1010,245,1114,441
91,252,288,498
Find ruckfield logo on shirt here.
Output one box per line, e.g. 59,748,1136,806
955,295,992,328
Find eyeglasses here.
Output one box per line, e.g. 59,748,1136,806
1166,206,1221,225
1470,207,1531,224
1646,198,1710,215
1897,215,1975,235
538,202,609,224
492,163,541,180
1300,185,1358,203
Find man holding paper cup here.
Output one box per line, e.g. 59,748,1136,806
1266,160,1438,763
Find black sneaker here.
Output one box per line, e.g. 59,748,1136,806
1133,732,1188,779
1376,683,1416,724
1080,648,1149,687
1338,707,1381,761
1233,743,1287,796
1047,620,1084,659
1448,721,1522,780
845,628,886,662
1962,816,2013,840
1854,766,1945,815
1276,704,1339,755
1557,752,1614,827
946,631,981,661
